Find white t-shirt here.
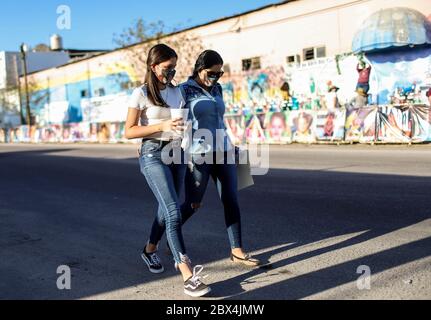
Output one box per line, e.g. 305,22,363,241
325,91,338,111
129,85,185,141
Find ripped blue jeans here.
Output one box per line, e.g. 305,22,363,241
139,139,187,265
150,151,243,250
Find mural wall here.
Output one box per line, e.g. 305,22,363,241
5,23,431,144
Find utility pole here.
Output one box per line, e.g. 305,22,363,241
47,76,51,126
20,43,32,136
13,55,24,125
86,61,92,123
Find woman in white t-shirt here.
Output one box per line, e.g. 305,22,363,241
125,44,210,298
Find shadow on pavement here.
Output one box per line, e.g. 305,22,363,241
0,147,430,299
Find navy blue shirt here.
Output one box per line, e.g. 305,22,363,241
180,78,233,153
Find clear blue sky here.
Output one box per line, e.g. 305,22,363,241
0,0,280,52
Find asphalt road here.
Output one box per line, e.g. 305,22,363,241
0,143,430,300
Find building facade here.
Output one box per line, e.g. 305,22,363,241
9,0,431,144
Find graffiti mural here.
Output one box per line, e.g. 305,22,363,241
6,32,430,145
344,107,378,143
290,110,316,143
315,110,346,141
367,46,431,105
263,111,291,144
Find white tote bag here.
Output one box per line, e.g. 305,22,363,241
216,148,254,197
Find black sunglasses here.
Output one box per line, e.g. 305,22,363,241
206,70,224,78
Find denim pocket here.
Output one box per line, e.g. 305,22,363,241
141,140,163,158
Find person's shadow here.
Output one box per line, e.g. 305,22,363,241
198,168,431,299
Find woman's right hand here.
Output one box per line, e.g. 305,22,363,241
161,118,185,132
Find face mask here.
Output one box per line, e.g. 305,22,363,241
162,68,176,84
206,70,223,86
155,66,176,84
207,76,219,86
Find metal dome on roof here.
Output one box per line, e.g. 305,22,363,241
352,7,431,53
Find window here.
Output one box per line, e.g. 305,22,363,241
80,90,89,98
94,88,105,97
287,55,301,64
303,48,315,61
303,46,327,61
316,46,326,58
251,57,261,70
242,59,252,71
242,57,261,71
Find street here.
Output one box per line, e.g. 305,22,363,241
0,143,430,300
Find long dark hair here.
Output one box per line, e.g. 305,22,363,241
192,50,224,79
144,44,178,107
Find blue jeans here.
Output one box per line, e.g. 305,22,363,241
139,139,187,265
356,83,370,94
152,151,243,250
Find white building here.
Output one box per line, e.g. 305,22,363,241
0,51,70,90
15,0,431,140
191,0,430,73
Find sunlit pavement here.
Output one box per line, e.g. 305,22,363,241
0,143,430,300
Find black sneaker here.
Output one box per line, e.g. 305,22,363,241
141,248,164,274
184,265,211,297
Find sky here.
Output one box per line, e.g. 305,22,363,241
0,0,280,52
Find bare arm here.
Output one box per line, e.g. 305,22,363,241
124,107,183,140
